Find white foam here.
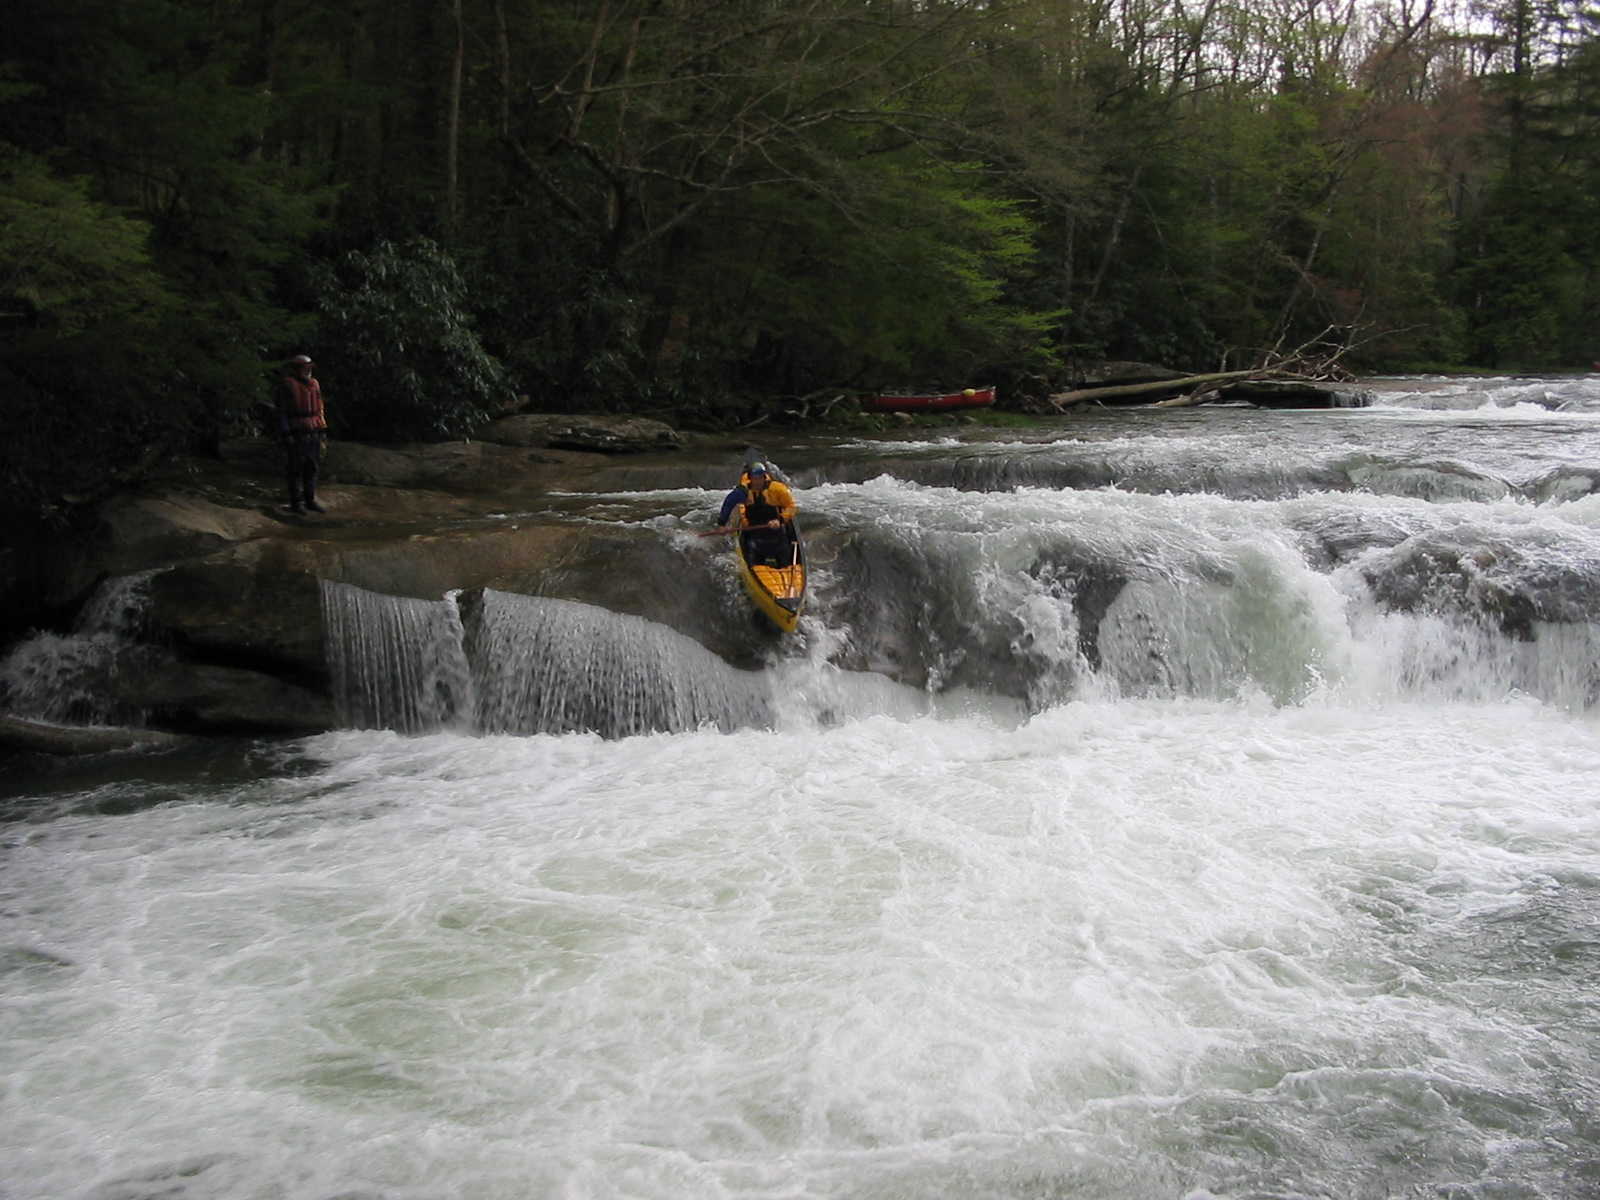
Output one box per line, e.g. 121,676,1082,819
4,699,1598,1197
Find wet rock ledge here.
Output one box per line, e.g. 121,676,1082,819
0,415,708,752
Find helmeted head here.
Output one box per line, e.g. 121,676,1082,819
288,354,313,373
748,462,770,482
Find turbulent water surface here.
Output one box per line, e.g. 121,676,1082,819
5,377,1600,1200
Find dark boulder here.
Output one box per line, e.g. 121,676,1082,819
480,413,683,453
1217,380,1373,409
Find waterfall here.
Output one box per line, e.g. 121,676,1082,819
321,584,772,737
807,483,1600,713
468,591,771,736
321,581,474,733
0,571,157,726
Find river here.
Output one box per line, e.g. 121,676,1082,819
4,376,1600,1199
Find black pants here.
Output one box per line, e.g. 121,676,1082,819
284,432,321,506
741,526,793,566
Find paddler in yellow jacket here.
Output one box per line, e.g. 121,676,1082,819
718,461,797,564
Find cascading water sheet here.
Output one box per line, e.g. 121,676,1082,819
320,584,773,738
0,571,157,726
321,580,474,733
468,590,771,736
798,476,1600,712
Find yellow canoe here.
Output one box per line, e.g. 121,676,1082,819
734,523,806,633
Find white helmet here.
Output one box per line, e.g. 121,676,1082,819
288,354,313,364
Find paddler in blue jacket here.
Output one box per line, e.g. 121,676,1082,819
718,462,797,563
719,461,796,527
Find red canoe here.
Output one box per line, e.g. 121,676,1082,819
865,386,997,413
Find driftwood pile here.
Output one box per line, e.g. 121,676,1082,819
1049,328,1369,411
1048,369,1366,411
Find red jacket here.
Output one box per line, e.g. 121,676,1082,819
280,374,326,433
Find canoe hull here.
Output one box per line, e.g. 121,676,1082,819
865,386,996,413
735,524,806,633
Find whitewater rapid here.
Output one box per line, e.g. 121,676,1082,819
5,693,1600,1199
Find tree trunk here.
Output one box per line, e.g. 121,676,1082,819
1086,165,1143,307
1049,368,1279,409
443,0,464,230
493,0,510,138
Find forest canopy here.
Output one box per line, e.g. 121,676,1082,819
3,0,1598,515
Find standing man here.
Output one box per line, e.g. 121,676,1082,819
278,353,327,514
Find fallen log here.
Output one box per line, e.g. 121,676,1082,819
1152,389,1222,408
1048,368,1278,410
0,715,186,756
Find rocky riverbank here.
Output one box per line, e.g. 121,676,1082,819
0,414,745,752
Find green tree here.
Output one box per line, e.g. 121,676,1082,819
0,145,176,339
2,0,327,510
1450,0,1600,365
0,144,186,521
310,238,511,441
467,0,1051,404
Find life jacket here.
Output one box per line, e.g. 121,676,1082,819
282,375,326,432
744,487,781,527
